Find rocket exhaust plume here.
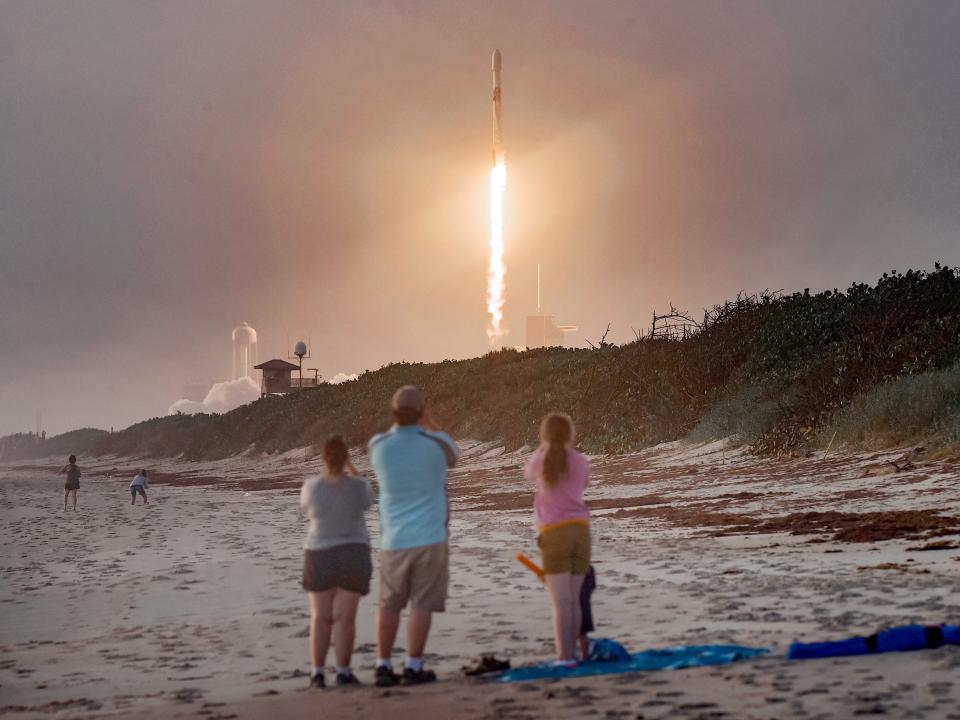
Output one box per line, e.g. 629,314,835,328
487,159,506,343
487,49,507,344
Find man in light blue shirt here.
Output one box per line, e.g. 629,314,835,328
368,385,459,687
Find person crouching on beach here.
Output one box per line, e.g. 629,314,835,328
59,455,81,511
578,564,597,659
524,413,591,668
130,470,149,505
300,436,374,688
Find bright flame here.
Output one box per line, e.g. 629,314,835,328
486,159,507,343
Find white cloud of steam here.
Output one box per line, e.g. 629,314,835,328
168,377,259,415
329,372,358,384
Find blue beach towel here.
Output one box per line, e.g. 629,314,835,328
498,643,768,682
788,624,960,660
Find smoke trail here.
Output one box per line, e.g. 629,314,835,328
487,159,507,343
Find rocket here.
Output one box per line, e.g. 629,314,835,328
492,49,504,163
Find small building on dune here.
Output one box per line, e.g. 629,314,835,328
254,359,300,396
525,315,578,349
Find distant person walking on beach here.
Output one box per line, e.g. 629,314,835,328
130,470,149,505
368,385,459,687
525,413,591,668
300,436,374,688
59,455,81,511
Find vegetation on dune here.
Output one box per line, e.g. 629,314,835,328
688,265,960,453
4,265,959,462
817,362,960,449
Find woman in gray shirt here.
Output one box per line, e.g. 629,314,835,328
300,435,374,689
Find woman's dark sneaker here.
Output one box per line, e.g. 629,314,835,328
374,666,400,687
309,673,326,689
336,670,361,686
400,667,437,685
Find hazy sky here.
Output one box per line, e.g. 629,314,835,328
2,0,959,436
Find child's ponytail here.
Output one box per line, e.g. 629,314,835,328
540,413,574,487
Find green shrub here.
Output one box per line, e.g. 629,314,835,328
820,362,960,448
688,385,782,445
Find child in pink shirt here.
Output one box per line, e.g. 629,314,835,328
525,442,590,531
523,413,591,667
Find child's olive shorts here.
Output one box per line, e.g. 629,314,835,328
538,522,591,575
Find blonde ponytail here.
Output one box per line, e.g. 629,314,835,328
540,413,573,487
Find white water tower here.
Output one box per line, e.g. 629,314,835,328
232,322,258,380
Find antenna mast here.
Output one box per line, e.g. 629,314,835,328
537,264,542,314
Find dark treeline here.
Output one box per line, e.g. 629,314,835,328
0,428,109,462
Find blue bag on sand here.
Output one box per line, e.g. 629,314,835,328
587,638,631,662
787,637,872,659
498,644,767,682
876,625,928,652
788,624,960,660
943,626,960,644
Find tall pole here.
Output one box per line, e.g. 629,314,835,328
537,263,541,314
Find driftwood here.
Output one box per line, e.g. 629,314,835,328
887,447,925,473
650,304,700,340
647,289,783,341
586,323,613,349
823,430,838,459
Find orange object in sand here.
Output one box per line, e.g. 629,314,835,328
516,552,545,583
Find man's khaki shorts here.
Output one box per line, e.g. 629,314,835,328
538,521,591,575
379,541,449,612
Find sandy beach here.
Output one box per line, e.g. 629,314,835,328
2,441,959,719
